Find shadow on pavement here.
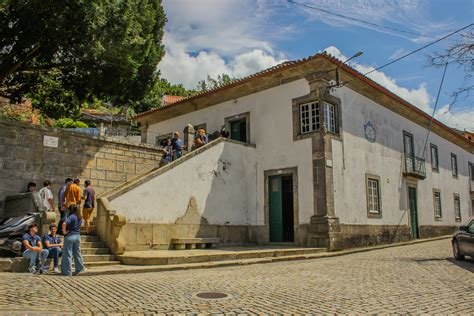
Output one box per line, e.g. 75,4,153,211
446,257,474,273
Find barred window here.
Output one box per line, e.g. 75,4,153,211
454,195,461,221
300,102,320,134
367,178,380,214
433,191,442,219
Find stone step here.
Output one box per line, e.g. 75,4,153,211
84,261,121,268
80,235,100,242
81,248,111,255
82,254,115,263
117,247,327,265
81,241,106,249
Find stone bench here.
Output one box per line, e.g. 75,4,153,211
170,238,220,250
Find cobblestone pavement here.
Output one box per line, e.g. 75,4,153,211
0,239,472,315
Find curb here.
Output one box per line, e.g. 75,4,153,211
80,235,452,276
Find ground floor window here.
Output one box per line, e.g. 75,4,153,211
433,190,442,219
454,194,461,221
366,175,381,216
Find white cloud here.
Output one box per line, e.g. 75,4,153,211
159,0,288,89
323,46,473,131
160,37,286,89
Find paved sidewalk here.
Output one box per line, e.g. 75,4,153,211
0,238,472,314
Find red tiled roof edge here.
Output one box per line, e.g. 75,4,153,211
134,53,473,148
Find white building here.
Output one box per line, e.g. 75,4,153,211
123,53,473,250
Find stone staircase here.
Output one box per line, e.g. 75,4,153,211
81,223,120,268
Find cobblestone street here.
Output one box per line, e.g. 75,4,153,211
0,239,472,315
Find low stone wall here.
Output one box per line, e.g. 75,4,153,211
332,224,455,249
0,119,163,214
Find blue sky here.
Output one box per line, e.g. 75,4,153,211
160,0,473,131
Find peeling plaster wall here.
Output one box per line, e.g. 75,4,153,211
110,141,257,225
146,79,316,225
332,86,473,226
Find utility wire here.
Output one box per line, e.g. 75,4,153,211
336,23,473,87
288,0,442,40
419,62,448,171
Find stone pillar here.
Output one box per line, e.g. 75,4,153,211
183,124,195,151
99,123,105,137
298,75,342,250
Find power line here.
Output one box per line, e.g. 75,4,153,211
288,0,441,40
419,62,448,165
335,23,473,87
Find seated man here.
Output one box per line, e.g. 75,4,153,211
22,224,49,274
43,223,63,273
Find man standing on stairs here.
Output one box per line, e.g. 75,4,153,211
62,178,81,218
81,180,95,235
61,205,85,276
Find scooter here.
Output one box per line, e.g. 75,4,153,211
0,213,38,255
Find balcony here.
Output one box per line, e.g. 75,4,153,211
403,154,426,180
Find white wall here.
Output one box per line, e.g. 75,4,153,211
110,141,257,225
146,79,315,225
332,86,473,226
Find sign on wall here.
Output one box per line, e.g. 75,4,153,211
43,135,59,148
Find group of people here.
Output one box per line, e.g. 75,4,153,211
21,178,96,276
160,127,230,165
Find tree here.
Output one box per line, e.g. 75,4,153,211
134,78,195,113
429,31,474,104
197,74,236,91
0,0,166,118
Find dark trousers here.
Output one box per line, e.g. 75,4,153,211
48,247,62,268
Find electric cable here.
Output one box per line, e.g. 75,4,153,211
288,0,443,40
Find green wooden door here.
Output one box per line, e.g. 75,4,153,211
269,175,283,242
408,187,419,239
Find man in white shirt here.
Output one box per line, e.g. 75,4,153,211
38,180,55,212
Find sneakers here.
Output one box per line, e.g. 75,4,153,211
39,265,49,274
53,267,60,273
28,266,37,274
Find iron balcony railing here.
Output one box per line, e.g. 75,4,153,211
403,154,426,179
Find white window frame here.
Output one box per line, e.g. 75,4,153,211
433,190,442,219
324,102,336,133
366,177,381,215
430,144,439,171
299,101,320,134
454,194,461,221
451,153,458,177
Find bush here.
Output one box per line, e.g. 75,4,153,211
54,118,88,128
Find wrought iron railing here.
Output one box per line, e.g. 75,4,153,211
403,154,426,179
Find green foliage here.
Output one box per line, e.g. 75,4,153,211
54,118,89,128
134,78,195,113
197,74,236,92
1,0,166,117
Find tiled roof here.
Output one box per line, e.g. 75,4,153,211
163,95,186,106
133,52,473,149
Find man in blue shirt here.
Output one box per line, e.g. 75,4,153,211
171,132,183,160
61,206,85,276
43,223,63,273
22,224,49,274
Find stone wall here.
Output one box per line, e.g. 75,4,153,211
0,119,163,214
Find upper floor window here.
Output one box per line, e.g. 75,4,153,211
451,153,458,177
469,162,474,182
300,101,320,134
324,102,336,133
454,194,461,221
430,144,439,171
